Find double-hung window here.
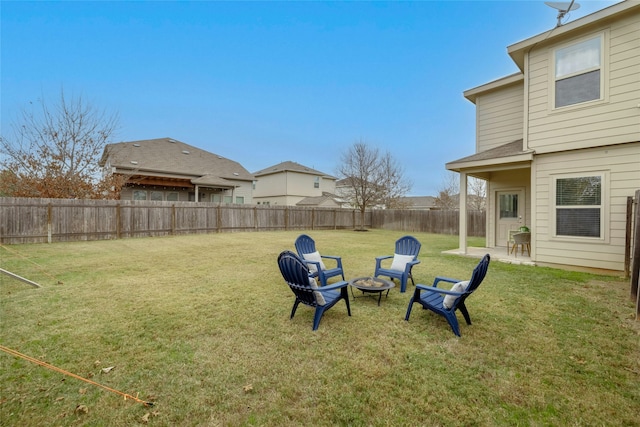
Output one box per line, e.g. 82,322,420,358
554,174,604,239
554,34,603,108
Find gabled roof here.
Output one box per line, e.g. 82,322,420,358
446,139,533,171
296,192,340,207
401,196,437,207
100,137,255,183
253,161,335,179
508,1,640,71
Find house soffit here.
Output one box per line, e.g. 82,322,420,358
446,139,533,173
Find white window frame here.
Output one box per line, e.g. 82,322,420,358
550,31,607,111
550,171,608,242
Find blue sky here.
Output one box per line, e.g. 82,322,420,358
0,0,622,196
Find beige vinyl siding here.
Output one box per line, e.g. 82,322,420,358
253,173,287,198
476,83,524,152
285,172,324,197
486,169,531,247
533,143,640,271
527,13,640,153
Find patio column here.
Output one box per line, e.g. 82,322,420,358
195,185,199,202
459,172,468,254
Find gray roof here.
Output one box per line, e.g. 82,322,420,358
253,161,335,179
101,137,255,182
401,196,437,207
296,192,340,207
449,139,526,164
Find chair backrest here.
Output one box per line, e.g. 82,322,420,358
294,234,317,256
277,250,318,306
395,235,421,258
465,254,491,294
513,232,530,244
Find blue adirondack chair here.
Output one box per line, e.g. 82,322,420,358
277,251,351,331
374,235,422,292
405,254,490,337
294,234,345,287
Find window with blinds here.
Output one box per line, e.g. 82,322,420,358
555,175,602,238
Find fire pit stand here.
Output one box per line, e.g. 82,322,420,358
348,277,395,306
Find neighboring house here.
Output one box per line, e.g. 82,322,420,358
446,1,640,273
400,196,439,210
252,161,337,206
334,178,386,209
296,192,341,208
100,137,255,203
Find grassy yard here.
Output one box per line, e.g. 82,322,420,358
1,230,638,426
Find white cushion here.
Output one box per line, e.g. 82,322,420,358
309,277,326,306
443,280,469,309
302,251,326,273
390,254,415,272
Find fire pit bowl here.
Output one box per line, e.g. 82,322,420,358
348,277,395,305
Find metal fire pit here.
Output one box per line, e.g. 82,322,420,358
348,277,395,306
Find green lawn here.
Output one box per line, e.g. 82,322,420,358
1,230,638,426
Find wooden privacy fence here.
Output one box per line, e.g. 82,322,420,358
370,208,485,237
0,197,485,244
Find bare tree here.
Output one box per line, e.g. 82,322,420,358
337,141,410,230
378,152,412,209
468,177,487,211
435,171,459,210
0,90,125,199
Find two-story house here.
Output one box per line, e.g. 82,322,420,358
100,137,255,203
447,1,640,273
252,161,337,206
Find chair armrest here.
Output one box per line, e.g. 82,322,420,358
318,281,348,292
432,276,460,288
375,255,392,269
415,284,464,296
404,259,420,272
301,260,322,271
321,255,343,268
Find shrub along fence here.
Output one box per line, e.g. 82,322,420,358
0,197,485,244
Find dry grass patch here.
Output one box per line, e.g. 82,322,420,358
1,230,639,426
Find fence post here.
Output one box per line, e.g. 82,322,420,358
171,204,176,235
217,204,222,233
47,203,52,244
116,203,121,239
254,206,258,230
630,190,639,319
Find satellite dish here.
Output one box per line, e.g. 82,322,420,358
545,1,581,27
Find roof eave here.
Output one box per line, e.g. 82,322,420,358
507,1,640,70
446,153,533,172
463,73,524,103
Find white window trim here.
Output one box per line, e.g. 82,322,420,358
548,30,609,112
550,171,609,243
